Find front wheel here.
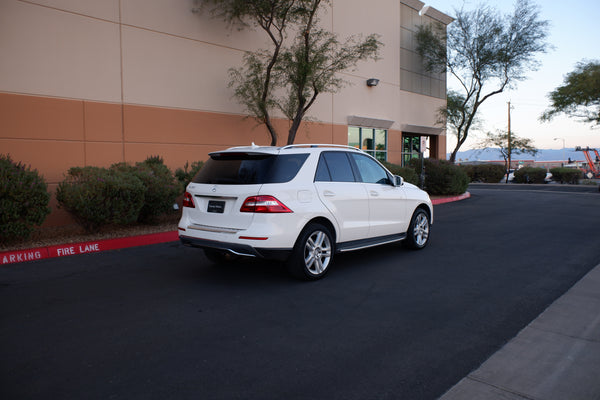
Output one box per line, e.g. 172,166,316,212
286,223,334,281
405,209,430,249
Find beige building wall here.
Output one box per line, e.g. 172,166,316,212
0,0,450,227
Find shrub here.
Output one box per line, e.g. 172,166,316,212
175,160,204,189
462,164,506,183
549,167,582,184
0,154,51,243
409,158,469,195
424,159,470,195
513,167,546,184
111,156,181,222
56,166,145,232
382,162,419,186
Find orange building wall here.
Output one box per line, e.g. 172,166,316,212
0,92,353,226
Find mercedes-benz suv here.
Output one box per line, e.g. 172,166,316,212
179,144,433,280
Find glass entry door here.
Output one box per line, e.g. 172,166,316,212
402,135,421,166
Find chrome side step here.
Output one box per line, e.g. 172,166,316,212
337,233,407,253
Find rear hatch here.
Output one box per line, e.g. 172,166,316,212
186,183,259,231
184,150,309,230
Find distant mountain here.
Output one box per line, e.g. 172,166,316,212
449,148,590,162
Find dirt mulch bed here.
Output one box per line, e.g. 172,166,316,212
1,213,180,253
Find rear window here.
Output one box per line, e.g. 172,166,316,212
192,153,309,184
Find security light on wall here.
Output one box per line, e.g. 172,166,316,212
366,78,380,87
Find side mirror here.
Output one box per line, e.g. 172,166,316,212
394,175,404,187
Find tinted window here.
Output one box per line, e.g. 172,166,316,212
316,152,356,182
314,155,331,181
350,153,391,184
193,153,308,184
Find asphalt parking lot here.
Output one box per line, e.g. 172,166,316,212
1,185,599,400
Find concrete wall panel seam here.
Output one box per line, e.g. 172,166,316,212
17,0,120,24
120,23,247,54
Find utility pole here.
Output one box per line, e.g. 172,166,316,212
506,101,512,184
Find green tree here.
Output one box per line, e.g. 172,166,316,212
439,91,482,146
541,60,600,126
195,0,381,145
416,0,550,163
478,130,538,178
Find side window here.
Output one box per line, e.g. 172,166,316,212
315,154,331,181
316,152,356,182
350,153,391,185
269,154,309,183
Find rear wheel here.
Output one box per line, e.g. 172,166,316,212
287,223,334,280
405,209,430,249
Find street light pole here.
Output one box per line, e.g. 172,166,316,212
506,101,512,184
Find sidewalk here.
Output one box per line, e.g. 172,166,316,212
440,263,600,400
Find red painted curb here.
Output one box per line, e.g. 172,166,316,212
431,191,471,205
1,231,179,266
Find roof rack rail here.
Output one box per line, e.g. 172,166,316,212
281,144,362,151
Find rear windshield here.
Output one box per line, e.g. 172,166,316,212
192,153,309,185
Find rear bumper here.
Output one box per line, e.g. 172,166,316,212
179,235,291,261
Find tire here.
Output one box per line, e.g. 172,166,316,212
286,223,334,281
203,248,238,264
405,208,430,249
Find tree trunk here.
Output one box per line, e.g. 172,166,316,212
263,115,278,146
287,111,304,145
449,147,458,163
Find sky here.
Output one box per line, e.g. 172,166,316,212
425,0,600,152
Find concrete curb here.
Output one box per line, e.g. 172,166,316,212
1,192,471,266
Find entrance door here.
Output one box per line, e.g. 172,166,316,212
402,135,421,166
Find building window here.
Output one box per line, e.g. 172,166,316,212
399,4,446,99
348,127,387,162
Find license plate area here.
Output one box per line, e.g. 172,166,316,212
207,200,225,214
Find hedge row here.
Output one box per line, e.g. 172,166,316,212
549,167,582,184
57,156,182,232
1,154,206,242
461,164,506,183
56,166,146,232
0,154,51,244
513,167,547,184
403,158,470,195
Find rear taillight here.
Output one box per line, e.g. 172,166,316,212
240,196,292,213
182,192,195,208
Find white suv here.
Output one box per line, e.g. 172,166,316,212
179,144,433,280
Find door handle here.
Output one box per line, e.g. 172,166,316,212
370,191,379,197
323,190,335,197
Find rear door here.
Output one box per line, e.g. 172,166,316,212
314,151,370,242
349,153,408,237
